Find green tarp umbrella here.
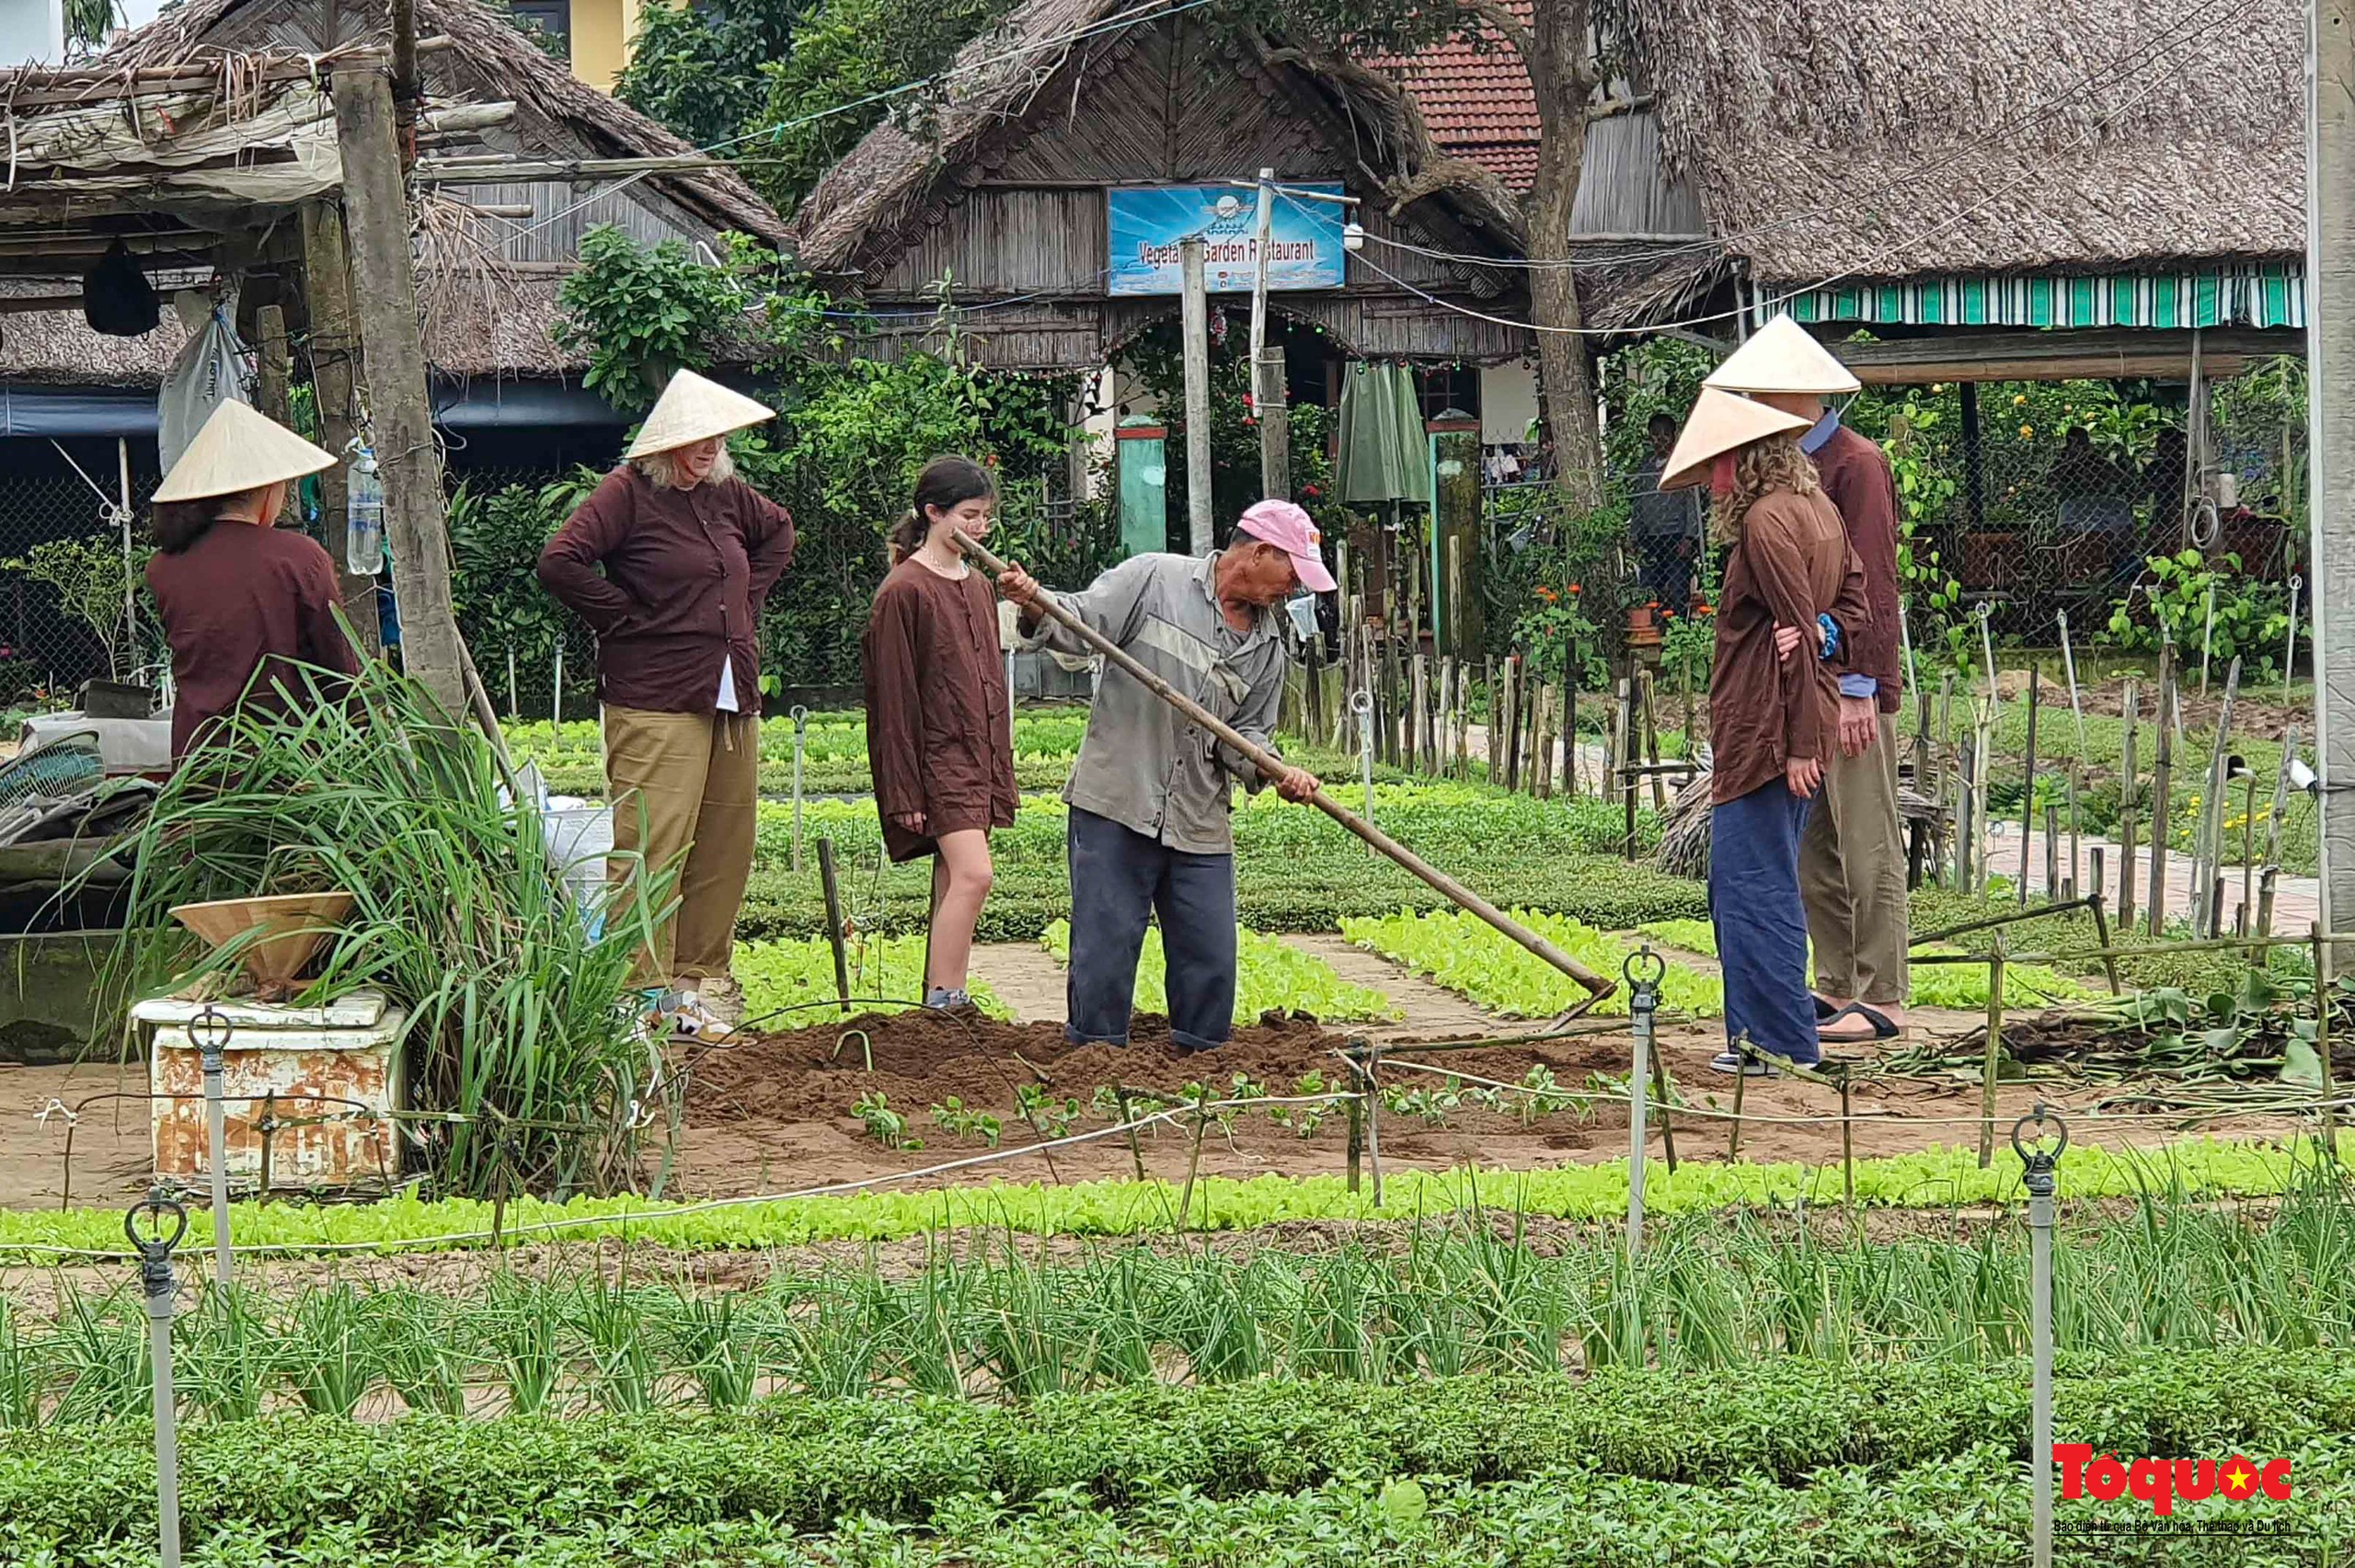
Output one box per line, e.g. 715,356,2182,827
1337,362,1430,506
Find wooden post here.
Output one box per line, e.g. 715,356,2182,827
2119,681,2140,928
254,304,291,427
297,201,380,654
1255,348,1290,501
2088,885,2121,996
1178,235,1212,555
252,303,293,522
817,837,851,1013
331,66,464,717
1978,944,2006,1170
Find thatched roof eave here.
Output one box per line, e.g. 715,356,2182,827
1625,0,2303,282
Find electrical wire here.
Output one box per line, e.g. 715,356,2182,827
1299,26,2216,342
484,0,1220,247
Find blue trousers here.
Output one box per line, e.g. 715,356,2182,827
1066,806,1236,1051
1710,781,1821,1066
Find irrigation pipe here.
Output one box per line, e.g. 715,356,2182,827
956,532,1615,1011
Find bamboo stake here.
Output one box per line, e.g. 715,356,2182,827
1640,670,1667,811
1483,658,1498,784
965,536,1615,1002
1403,649,1422,772
2147,643,2176,935
1979,942,2006,1170
2018,663,2039,905
2316,922,2339,1162
2119,681,2140,928
2191,658,2242,939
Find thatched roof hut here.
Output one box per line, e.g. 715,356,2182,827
1626,0,2302,294
0,0,788,395
784,0,1716,369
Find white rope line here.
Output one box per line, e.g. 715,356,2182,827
1369,1052,2355,1129
0,1091,1359,1263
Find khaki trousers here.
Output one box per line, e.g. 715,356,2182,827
1798,713,1911,1007
603,704,759,988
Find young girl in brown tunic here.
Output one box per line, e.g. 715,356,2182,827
863,457,1018,1010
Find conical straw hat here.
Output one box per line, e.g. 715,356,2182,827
625,369,776,459
1703,314,1862,395
1659,387,1813,490
153,401,337,503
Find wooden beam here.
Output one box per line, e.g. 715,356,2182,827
331,66,461,712
412,155,741,184
300,200,380,658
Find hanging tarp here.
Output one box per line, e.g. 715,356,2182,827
1782,265,2306,331
0,83,342,212
1337,362,1430,507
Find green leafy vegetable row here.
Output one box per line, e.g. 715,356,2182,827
733,935,1008,1022
0,1139,2322,1261
1036,919,1397,1024
6,1352,2350,1562
1344,908,1726,1018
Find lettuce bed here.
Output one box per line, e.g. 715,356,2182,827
0,1138,2319,1260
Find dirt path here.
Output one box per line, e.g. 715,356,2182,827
1278,933,1497,1041
968,941,1068,1024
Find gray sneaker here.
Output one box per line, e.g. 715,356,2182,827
923,986,978,1014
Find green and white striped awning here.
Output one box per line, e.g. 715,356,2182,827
1781,265,2305,331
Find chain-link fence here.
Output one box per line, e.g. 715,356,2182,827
0,440,164,720
1878,369,2306,659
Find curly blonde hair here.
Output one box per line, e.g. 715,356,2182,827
632,444,737,491
1710,433,1821,547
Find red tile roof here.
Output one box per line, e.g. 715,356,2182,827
1374,18,1541,192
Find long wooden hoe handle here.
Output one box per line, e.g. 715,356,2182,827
959,534,1617,1007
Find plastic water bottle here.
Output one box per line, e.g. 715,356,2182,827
345,445,385,576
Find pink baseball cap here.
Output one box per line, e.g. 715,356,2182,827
1235,499,1338,593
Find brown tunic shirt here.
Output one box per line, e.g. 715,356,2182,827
535,466,795,714
1810,425,1904,714
862,556,1018,862
146,521,362,761
1709,487,1871,804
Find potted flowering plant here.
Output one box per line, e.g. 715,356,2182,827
1512,582,1599,685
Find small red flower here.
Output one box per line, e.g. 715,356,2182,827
1568,583,1582,595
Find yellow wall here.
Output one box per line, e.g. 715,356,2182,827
569,0,672,92
569,0,626,90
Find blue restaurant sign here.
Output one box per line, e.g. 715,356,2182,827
1106,182,1349,298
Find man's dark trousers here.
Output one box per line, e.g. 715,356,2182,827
1065,805,1235,1050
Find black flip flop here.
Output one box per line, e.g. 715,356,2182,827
1817,1001,1901,1042
1812,995,1840,1022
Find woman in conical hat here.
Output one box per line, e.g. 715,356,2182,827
1660,388,1869,1080
145,400,362,761
536,368,795,1042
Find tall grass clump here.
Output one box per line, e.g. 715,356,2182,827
97,660,675,1197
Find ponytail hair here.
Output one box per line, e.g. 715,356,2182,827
888,454,997,564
